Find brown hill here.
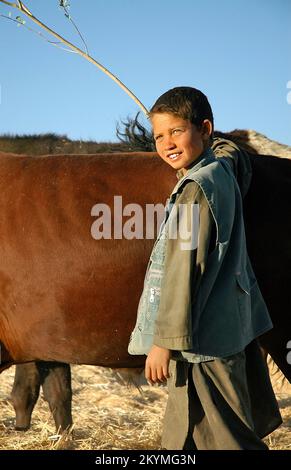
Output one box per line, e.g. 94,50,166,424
220,129,291,158
0,129,290,157
0,133,131,155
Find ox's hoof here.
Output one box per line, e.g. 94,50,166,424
15,424,30,431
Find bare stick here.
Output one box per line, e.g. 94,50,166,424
0,0,149,116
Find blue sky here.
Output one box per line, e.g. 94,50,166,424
0,0,290,145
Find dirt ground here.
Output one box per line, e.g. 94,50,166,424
0,360,290,450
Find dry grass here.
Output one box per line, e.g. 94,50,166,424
0,365,166,450
0,363,290,450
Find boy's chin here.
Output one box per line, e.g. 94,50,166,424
165,160,185,170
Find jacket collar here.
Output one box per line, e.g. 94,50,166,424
176,147,215,181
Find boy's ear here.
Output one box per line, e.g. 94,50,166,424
201,119,213,139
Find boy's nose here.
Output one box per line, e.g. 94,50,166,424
163,135,176,150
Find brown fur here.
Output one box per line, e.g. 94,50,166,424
0,152,175,368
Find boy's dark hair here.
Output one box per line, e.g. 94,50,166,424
149,86,214,134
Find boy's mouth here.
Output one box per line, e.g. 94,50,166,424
167,152,182,161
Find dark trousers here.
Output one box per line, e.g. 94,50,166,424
162,341,282,450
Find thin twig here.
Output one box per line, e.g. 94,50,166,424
59,1,89,55
0,14,77,52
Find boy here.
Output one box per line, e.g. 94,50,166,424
128,87,281,449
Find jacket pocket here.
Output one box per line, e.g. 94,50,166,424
235,272,251,332
236,270,258,294
235,271,250,295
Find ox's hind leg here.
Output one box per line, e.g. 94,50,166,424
11,363,41,431
260,329,291,384
39,362,72,432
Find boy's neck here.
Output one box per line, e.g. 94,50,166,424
181,146,212,175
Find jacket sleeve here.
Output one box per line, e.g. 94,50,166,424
211,137,252,198
153,180,215,350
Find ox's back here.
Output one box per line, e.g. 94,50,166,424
0,152,176,368
244,154,291,377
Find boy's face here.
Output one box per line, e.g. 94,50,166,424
151,112,212,174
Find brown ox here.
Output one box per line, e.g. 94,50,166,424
0,151,175,429
1,151,291,432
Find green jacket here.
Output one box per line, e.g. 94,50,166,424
128,140,272,358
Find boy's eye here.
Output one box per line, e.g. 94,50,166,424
155,135,162,142
172,128,182,135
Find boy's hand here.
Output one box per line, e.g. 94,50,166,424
145,345,171,385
